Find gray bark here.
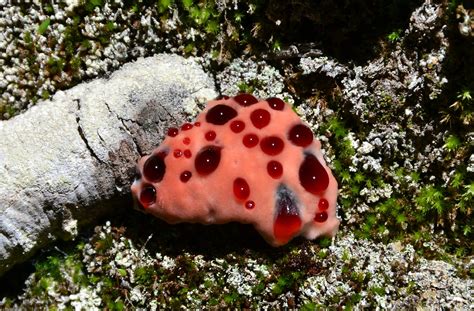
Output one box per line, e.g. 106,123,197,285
0,54,217,275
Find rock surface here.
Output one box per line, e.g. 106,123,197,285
0,54,217,276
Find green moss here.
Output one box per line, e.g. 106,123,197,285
443,135,461,151
272,271,303,295
37,19,51,35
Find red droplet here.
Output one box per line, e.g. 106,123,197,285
288,124,313,147
143,153,166,182
206,104,237,125
274,214,302,244
205,130,216,141
216,95,230,100
195,146,221,176
273,185,301,243
243,133,259,148
180,171,192,182
267,97,285,111
183,137,191,145
184,149,192,158
267,160,283,179
318,198,329,210
140,185,156,207
174,149,182,158
234,93,258,106
181,123,193,131
233,177,250,200
230,120,245,133
260,136,284,155
299,154,329,194
194,122,201,127
314,212,328,222
250,109,271,129
245,200,255,209
167,127,179,137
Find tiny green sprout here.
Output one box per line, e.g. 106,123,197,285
370,286,385,296
301,302,317,311
450,171,464,189
327,117,348,139
272,39,281,52
410,171,420,182
317,236,332,248
184,43,195,54
37,19,51,35
443,134,461,151
106,21,115,32
396,213,406,224
117,268,127,277
416,185,445,215
44,4,54,14
463,225,472,236
318,249,328,259
237,81,253,93
41,89,50,100
24,31,32,44
86,0,103,12
234,12,244,22
457,89,472,102
387,29,402,43
205,20,219,34
461,182,474,200
181,0,193,10
341,249,350,261
157,0,173,13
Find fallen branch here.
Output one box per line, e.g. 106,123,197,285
0,54,216,276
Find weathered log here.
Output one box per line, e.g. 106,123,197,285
0,54,217,275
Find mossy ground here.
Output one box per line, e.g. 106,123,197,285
0,0,472,308
1,211,472,309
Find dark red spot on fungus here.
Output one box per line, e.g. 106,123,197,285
243,134,259,148
143,153,166,182
245,200,255,209
174,149,182,158
205,130,216,141
266,97,285,111
234,93,258,106
233,177,250,200
206,104,237,125
181,123,193,131
195,146,221,176
273,185,301,243
299,154,329,194
140,185,156,207
184,149,192,158
167,127,179,137
288,124,313,147
183,137,191,145
216,95,230,100
318,198,329,210
267,160,283,179
260,136,284,155
250,109,271,129
314,212,328,222
230,120,245,133
194,122,201,127
180,171,192,183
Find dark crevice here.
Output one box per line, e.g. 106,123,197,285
104,101,144,157
75,99,105,165
154,101,179,124
120,119,144,157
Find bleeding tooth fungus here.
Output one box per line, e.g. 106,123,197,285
131,94,339,246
